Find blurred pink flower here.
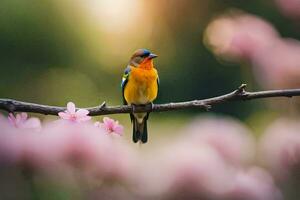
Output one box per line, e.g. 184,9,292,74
181,116,255,166
164,144,235,198
8,112,41,130
259,118,300,179
132,140,281,200
275,0,300,19
225,167,282,200
58,102,91,123
132,142,235,199
252,38,300,89
0,117,133,182
204,12,279,62
95,117,124,135
0,113,285,199
37,122,131,179
204,11,300,89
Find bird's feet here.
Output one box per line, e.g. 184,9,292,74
147,102,154,111
131,103,138,113
131,103,154,113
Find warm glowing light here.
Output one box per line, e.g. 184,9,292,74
86,0,141,32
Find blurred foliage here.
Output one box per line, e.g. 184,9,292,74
0,0,299,125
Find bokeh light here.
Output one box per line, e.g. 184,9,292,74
85,0,141,32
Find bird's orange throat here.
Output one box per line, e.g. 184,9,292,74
139,59,154,70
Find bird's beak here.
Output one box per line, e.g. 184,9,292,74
148,53,158,59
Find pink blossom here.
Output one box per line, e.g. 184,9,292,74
8,112,41,130
204,12,279,62
259,118,300,179
252,38,300,89
204,11,300,89
0,113,285,199
58,102,91,123
180,116,255,166
36,122,132,179
164,144,235,198
0,116,133,181
131,142,235,199
95,117,124,135
225,167,282,200
275,0,300,19
126,139,282,199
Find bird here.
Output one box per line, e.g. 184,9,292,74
121,49,159,143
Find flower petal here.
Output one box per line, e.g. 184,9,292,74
76,109,89,117
15,113,22,124
22,118,41,129
103,117,114,127
58,112,70,120
94,121,101,127
98,122,107,130
20,112,28,121
8,113,16,125
77,116,91,122
67,102,76,114
113,124,124,135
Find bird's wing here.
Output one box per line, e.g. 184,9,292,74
157,74,160,95
121,66,135,122
121,66,131,105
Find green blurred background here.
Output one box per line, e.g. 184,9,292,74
1,0,298,140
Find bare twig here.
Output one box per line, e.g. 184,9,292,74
0,84,300,116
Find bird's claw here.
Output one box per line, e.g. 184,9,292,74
131,104,137,113
131,103,154,113
149,102,154,111
143,102,154,112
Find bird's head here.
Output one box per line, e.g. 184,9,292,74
129,49,158,69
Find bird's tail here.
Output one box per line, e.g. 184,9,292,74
132,114,148,143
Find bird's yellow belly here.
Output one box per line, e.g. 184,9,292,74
124,69,158,105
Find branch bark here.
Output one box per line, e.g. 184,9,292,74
1,84,300,116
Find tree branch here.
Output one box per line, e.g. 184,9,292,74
1,84,300,116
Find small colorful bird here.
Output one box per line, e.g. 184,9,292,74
121,49,159,143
